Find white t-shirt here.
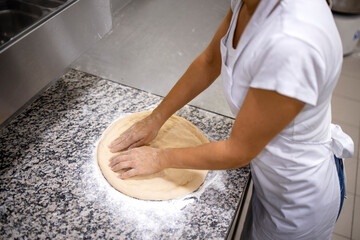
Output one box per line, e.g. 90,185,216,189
220,0,353,239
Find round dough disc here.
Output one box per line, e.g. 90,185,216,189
96,111,209,200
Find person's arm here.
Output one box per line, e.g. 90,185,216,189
151,9,233,125
109,9,233,152
109,88,305,178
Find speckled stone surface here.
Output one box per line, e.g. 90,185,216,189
0,69,250,239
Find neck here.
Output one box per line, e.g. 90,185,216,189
243,0,260,15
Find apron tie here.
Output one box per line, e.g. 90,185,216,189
331,124,354,159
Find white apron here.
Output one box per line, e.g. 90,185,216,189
220,0,354,239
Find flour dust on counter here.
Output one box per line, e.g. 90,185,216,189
85,146,232,239
0,69,250,239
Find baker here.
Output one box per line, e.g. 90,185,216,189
108,0,354,239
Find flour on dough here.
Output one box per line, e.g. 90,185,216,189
96,111,209,200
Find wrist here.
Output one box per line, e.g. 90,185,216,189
149,109,170,127
158,148,171,169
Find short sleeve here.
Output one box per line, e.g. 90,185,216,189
249,37,325,106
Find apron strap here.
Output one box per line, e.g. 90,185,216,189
334,155,346,220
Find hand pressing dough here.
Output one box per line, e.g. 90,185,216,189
96,111,209,200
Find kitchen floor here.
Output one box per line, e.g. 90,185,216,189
72,0,360,239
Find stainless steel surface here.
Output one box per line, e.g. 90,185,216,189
0,0,112,125
22,0,68,8
72,0,233,117
332,0,360,14
0,0,74,51
0,1,45,47
110,0,131,17
226,178,252,240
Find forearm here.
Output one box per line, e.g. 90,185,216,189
150,9,232,126
151,55,220,125
160,139,252,170
109,50,221,152
160,88,305,171
110,89,305,179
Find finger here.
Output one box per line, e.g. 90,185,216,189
109,131,129,147
108,152,130,167
109,137,133,153
118,168,138,179
109,127,134,146
128,139,145,149
109,133,139,152
109,135,130,148
111,160,134,172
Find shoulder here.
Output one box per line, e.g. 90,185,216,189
250,0,342,73
277,0,342,59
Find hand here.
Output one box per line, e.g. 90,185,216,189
108,114,161,153
108,146,165,179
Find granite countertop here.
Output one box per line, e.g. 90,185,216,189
0,69,250,239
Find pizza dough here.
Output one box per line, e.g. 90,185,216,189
96,111,209,200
